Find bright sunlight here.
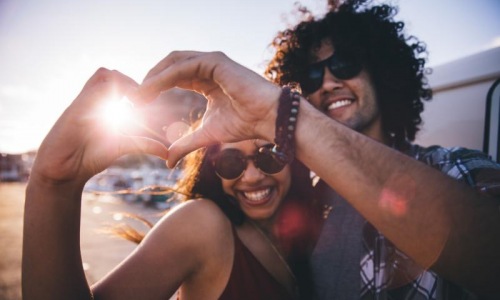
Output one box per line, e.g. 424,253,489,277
99,97,136,132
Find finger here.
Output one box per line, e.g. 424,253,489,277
74,68,139,108
166,129,216,168
135,52,223,103
142,50,205,82
116,135,169,161
80,67,113,90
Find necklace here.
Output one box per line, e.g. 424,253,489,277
248,220,299,297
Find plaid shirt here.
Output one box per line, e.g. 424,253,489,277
360,144,500,300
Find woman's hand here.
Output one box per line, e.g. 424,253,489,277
136,51,282,167
30,68,168,187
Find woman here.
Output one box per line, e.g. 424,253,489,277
22,67,320,299
110,139,320,300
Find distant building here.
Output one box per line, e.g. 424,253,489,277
0,89,203,183
0,151,36,182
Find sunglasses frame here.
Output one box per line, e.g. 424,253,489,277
213,146,287,180
299,52,362,94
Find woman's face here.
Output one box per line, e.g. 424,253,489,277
217,140,291,221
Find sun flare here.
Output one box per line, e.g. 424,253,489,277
99,97,135,132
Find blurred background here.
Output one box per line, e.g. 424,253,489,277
1,0,499,299
1,0,499,155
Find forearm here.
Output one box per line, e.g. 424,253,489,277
294,101,451,259
22,176,93,300
294,100,500,294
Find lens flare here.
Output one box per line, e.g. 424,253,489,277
164,121,190,144
113,212,124,221
99,97,135,132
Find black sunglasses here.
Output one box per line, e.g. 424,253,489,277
299,52,362,94
213,145,287,180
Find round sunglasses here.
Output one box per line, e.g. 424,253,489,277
299,52,362,95
213,145,287,180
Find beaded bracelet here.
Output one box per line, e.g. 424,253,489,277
267,86,301,164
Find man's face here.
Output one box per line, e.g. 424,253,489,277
305,39,384,141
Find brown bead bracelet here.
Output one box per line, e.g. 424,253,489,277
266,86,301,164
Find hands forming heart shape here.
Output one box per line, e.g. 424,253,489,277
31,51,282,186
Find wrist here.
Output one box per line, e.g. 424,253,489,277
27,171,86,197
255,85,282,142
270,86,301,164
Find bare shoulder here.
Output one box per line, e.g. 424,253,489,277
162,199,236,298
150,198,233,246
174,198,229,221
160,198,230,227
92,199,235,299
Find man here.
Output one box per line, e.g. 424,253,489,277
264,0,500,298
134,30,499,300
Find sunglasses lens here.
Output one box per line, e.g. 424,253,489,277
329,63,362,80
215,149,246,180
328,55,362,80
300,65,324,95
255,150,287,174
300,54,362,94
215,146,287,180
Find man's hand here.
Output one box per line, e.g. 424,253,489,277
136,51,282,167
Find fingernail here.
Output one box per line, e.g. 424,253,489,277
167,157,181,169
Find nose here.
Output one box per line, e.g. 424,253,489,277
240,160,265,183
321,67,344,91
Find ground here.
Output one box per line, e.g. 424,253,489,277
0,182,165,300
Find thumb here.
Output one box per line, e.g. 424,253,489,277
167,129,216,168
117,135,169,161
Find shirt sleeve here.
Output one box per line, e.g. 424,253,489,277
418,145,500,200
470,167,500,199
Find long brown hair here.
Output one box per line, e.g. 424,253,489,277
177,142,322,299
112,140,321,299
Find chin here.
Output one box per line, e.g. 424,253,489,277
245,209,275,221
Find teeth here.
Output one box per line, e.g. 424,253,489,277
244,188,271,202
328,99,352,110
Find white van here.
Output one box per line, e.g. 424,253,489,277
416,46,500,162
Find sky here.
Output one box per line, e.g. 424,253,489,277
0,0,499,154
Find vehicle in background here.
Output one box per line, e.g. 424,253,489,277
416,46,500,162
83,165,182,209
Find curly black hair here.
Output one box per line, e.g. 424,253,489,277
265,0,432,146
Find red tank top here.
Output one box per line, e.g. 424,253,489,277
218,225,295,300
176,225,295,300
